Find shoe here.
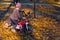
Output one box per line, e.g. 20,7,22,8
4,23,9,28
11,29,16,33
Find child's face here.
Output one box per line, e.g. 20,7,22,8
16,8,20,10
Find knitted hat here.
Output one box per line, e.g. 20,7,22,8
16,2,21,8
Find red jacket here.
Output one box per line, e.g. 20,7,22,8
18,19,28,26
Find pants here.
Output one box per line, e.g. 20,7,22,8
8,18,18,29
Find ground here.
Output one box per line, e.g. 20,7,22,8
0,3,60,40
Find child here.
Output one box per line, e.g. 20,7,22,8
5,2,22,33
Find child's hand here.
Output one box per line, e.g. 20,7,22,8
16,25,20,29
16,25,22,30
11,29,16,33
18,19,20,22
21,9,24,11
